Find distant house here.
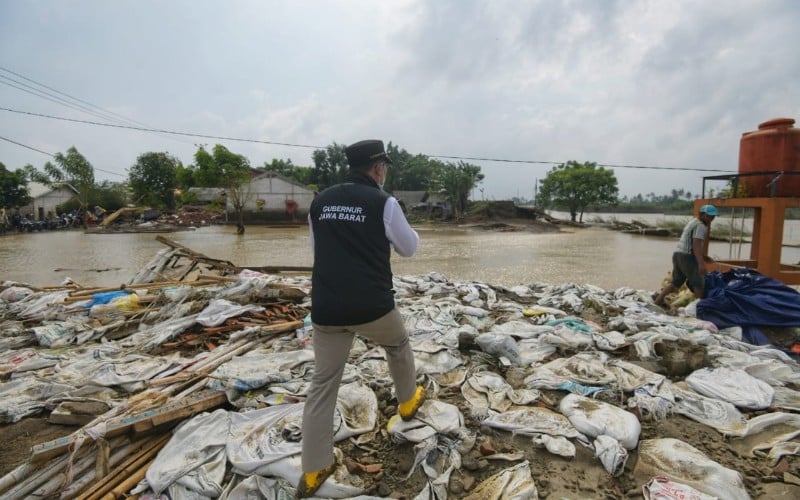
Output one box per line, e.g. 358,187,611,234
393,190,452,218
185,187,227,206
391,191,427,212
18,182,79,220
232,172,315,222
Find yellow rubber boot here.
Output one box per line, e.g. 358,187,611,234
398,385,425,421
297,462,336,498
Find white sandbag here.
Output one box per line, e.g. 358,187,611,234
463,460,538,500
31,319,94,347
728,412,800,459
461,371,540,414
525,352,616,387
594,435,628,476
482,407,584,441
15,290,69,320
221,475,294,499
671,382,747,436
635,438,748,500
255,451,365,499
0,286,33,303
228,383,377,476
0,377,75,423
642,476,716,500
476,333,522,365
145,409,231,496
68,353,175,391
559,394,641,450
208,349,314,392
490,321,556,339
531,434,575,458
387,400,466,443
412,348,464,375
607,359,666,392
0,348,62,375
196,299,264,327
510,338,555,365
592,330,628,351
760,441,800,466
685,367,774,410
772,386,800,413
127,315,199,352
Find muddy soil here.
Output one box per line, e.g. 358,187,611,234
0,418,74,477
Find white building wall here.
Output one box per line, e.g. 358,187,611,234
228,174,315,214
19,185,77,220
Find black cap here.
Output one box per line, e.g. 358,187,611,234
345,140,393,169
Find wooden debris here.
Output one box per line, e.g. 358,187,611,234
31,390,227,463
0,236,313,498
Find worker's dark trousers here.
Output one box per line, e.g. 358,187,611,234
301,308,417,472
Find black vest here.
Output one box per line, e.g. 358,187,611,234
309,172,394,325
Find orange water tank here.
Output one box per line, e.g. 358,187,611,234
738,118,800,197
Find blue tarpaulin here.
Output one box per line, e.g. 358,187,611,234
84,290,132,308
696,268,800,345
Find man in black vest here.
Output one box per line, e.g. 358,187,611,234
297,139,425,497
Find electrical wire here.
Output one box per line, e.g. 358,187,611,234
0,106,737,174
0,67,197,146
0,135,125,177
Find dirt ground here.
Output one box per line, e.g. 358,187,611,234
2,220,799,497
344,381,800,499
0,417,74,477
3,385,798,498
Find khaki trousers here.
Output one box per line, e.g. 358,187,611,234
301,307,417,472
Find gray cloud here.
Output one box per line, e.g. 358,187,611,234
1,0,798,199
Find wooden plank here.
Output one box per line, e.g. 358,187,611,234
31,391,227,463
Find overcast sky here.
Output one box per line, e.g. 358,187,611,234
1,0,798,200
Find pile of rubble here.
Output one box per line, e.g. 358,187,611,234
156,206,227,227
1,238,799,498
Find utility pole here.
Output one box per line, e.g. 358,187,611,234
533,179,538,206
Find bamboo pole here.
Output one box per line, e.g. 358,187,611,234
0,432,106,500
102,455,155,500
27,436,127,499
79,433,170,500
197,273,238,282
1,454,73,499
61,436,150,499
66,279,220,299
0,462,37,496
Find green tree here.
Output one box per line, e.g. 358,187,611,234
0,162,31,208
537,161,618,222
384,143,438,192
262,158,314,186
311,143,348,189
175,163,196,191
209,145,252,230
91,181,127,212
192,146,222,187
433,161,484,219
128,152,179,209
42,146,95,228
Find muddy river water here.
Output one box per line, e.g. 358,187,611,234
1,215,799,292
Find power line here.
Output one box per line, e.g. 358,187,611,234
0,106,321,149
0,134,125,178
0,106,736,174
0,135,54,157
431,155,733,172
0,67,197,146
1,66,151,125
